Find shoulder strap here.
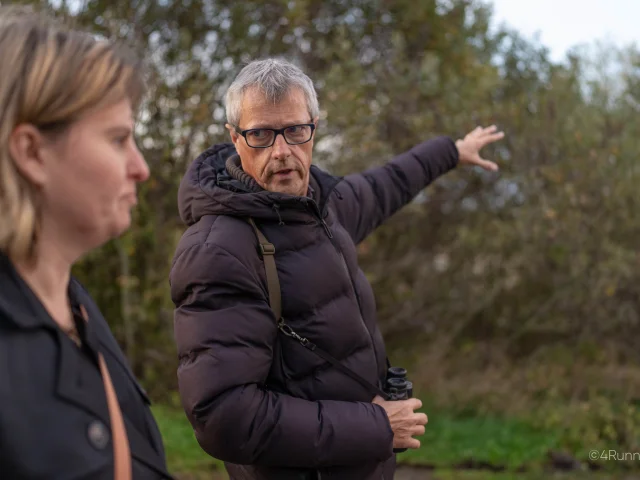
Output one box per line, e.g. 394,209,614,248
246,217,390,401
247,217,281,320
80,305,132,480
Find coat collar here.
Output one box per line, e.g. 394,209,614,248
0,252,58,330
0,253,148,396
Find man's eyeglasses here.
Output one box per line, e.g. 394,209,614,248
233,122,316,149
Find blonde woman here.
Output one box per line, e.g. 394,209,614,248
0,7,172,479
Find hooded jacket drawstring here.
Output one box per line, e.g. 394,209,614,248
272,204,284,226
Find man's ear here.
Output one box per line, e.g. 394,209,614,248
8,124,49,187
225,123,240,147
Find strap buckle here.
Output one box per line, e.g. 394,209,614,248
259,243,275,256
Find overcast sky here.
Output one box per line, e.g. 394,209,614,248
488,0,639,62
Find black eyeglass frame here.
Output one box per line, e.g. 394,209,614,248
232,122,316,148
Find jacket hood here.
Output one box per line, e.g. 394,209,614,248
178,143,342,226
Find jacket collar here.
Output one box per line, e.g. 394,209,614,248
0,252,58,330
0,252,91,333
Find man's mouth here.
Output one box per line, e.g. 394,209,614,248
274,169,294,176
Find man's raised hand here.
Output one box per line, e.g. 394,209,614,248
455,125,505,172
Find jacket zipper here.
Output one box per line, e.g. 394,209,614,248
320,216,333,239
304,199,381,383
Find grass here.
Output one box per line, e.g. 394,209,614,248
397,407,561,470
151,404,224,478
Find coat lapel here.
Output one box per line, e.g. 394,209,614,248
54,333,112,425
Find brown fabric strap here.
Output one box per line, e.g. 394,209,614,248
98,353,133,480
81,306,132,480
247,217,282,320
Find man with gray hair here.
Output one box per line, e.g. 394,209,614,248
170,58,503,479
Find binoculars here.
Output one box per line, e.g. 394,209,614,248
383,366,413,453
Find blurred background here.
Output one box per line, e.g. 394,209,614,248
6,0,640,478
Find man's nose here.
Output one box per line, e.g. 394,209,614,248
271,133,291,159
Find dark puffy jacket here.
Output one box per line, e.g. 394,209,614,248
170,138,459,480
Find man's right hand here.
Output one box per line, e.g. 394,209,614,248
372,396,428,450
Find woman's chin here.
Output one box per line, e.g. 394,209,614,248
106,214,133,242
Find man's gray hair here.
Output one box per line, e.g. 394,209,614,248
225,58,320,126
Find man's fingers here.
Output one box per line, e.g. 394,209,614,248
413,412,429,425
467,154,499,171
466,126,504,147
412,425,426,436
407,398,423,410
477,158,499,171
409,438,421,449
481,131,505,147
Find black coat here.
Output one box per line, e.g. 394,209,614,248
0,254,172,479
170,137,459,479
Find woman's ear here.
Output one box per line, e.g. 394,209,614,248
8,124,49,187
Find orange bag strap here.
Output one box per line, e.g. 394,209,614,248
80,305,132,480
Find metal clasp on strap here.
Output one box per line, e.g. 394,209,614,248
259,243,275,256
277,317,309,347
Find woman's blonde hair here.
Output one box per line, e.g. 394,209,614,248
0,6,145,262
